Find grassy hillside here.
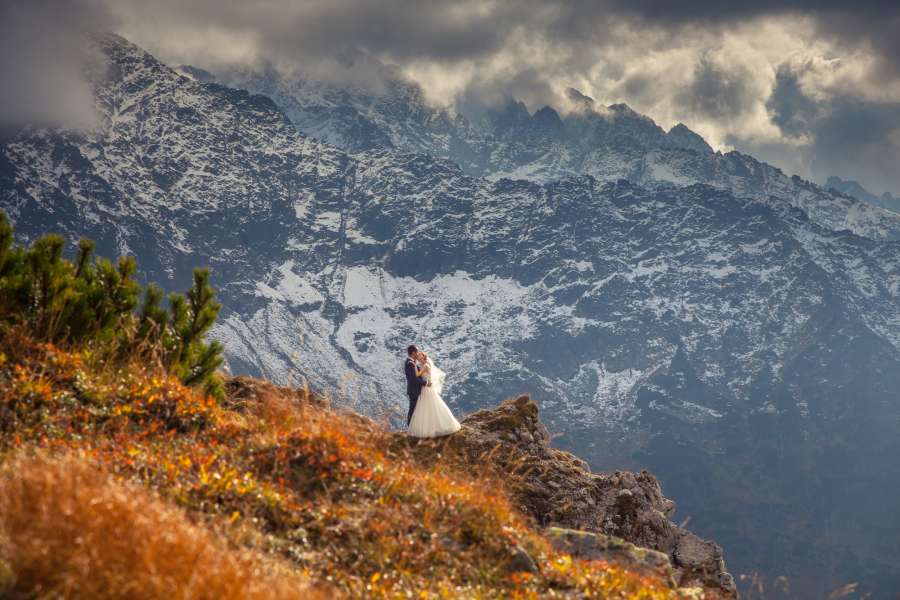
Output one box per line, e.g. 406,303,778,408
0,219,723,598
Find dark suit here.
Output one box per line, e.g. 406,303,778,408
404,357,427,425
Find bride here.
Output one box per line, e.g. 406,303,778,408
408,350,461,438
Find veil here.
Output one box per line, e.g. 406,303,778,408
426,357,446,396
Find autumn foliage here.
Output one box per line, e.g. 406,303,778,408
0,221,719,598
0,329,720,598
0,455,315,599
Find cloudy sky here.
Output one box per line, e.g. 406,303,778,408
5,0,900,196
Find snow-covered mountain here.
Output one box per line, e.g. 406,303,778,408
4,34,900,597
213,65,900,242
826,175,900,214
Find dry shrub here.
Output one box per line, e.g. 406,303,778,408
0,454,321,600
255,387,310,431
223,376,326,430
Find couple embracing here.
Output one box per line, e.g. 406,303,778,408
403,345,461,438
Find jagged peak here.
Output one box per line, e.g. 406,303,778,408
666,122,713,154
826,175,886,199
487,98,532,133
533,105,562,120
175,64,217,84
826,175,900,213
566,87,596,112
567,87,595,103
603,103,665,132
501,98,530,116
606,102,640,117
90,31,133,49
91,31,163,67
531,105,567,136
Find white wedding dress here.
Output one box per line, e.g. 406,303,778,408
408,358,461,438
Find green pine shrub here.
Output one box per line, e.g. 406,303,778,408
0,212,224,400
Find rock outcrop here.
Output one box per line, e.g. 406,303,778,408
395,395,736,597
545,527,674,584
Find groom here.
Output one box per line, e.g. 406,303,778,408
404,344,430,425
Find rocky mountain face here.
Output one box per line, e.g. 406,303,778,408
214,66,900,242
826,176,900,214
397,394,736,595
3,34,900,598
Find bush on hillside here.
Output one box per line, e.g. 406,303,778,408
0,212,224,399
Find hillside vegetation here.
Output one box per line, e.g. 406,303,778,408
0,218,724,598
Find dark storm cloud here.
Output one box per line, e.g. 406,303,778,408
815,10,900,80
601,0,894,21
109,1,522,65
812,98,900,186
604,1,900,79
89,2,900,116
4,0,900,194
754,60,900,195
680,55,756,120
600,0,900,39
767,66,821,138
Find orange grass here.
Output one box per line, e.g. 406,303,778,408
0,454,318,600
0,326,719,599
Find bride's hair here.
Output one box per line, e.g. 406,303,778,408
407,345,419,356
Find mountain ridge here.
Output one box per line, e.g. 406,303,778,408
209,62,900,242
826,175,900,214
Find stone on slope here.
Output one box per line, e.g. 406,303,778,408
544,526,673,583
395,395,737,597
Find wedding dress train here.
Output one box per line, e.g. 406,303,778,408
408,358,461,438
